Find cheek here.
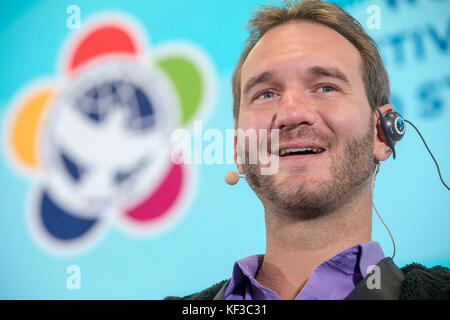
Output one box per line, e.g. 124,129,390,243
237,111,275,160
238,108,274,130
319,109,364,150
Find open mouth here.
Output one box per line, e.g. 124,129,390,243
278,147,326,157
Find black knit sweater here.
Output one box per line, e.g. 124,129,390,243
399,262,450,299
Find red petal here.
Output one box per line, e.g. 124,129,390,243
67,24,138,73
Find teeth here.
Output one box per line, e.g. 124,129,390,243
279,147,323,156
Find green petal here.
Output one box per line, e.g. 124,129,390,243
156,56,203,124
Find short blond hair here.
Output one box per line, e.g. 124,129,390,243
232,0,390,121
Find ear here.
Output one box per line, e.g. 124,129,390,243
233,121,244,174
373,104,395,162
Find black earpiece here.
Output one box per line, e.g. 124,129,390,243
375,106,406,159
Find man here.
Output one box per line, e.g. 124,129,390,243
165,0,450,300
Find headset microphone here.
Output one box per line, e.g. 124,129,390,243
375,106,405,159
226,107,448,190
225,171,245,185
224,109,447,261
375,106,449,190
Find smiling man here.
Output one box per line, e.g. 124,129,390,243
165,0,450,300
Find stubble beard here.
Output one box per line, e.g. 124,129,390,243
242,122,376,220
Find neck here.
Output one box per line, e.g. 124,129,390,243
255,180,374,300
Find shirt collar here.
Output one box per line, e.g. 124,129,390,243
224,241,385,299
358,240,386,278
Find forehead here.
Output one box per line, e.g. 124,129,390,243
241,21,364,89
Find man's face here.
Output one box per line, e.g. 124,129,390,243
236,21,376,217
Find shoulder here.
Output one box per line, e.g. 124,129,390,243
400,262,450,300
163,280,229,300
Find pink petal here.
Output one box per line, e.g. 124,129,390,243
124,163,184,222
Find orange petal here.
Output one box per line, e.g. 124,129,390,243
10,87,53,169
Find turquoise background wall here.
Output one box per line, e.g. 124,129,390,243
0,0,449,299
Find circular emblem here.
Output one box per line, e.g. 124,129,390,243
41,58,178,218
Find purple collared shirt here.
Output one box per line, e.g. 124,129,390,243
224,241,385,300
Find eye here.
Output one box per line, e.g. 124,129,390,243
319,84,339,93
255,91,277,100
60,150,86,182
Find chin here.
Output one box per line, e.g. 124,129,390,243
275,169,329,187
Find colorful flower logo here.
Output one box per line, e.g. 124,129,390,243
4,13,216,256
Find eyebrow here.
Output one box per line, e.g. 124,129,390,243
242,65,351,99
307,66,351,86
242,70,275,99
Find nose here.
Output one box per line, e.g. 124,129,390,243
273,87,316,130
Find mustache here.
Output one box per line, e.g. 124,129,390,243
265,126,332,153
237,126,332,163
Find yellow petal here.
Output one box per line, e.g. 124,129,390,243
10,87,53,169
